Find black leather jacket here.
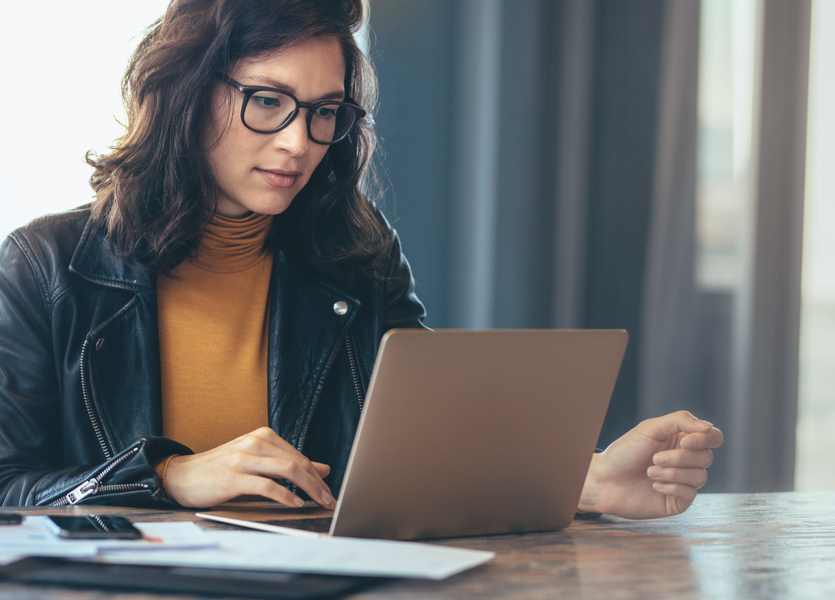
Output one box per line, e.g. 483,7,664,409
0,207,425,507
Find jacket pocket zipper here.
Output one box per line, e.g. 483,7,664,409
48,446,147,506
80,337,113,460
296,332,366,455
344,332,365,412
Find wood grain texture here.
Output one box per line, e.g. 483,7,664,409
3,492,834,599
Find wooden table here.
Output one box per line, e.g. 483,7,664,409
2,492,834,599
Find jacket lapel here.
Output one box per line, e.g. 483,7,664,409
69,219,162,452
268,252,360,449
69,217,155,292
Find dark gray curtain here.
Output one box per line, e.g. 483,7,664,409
368,0,810,491
724,0,811,492
370,0,667,447
638,0,812,492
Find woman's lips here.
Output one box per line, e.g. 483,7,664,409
256,168,300,189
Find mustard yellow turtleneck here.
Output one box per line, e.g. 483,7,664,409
157,212,274,454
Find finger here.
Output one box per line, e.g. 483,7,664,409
647,466,708,489
680,428,724,450
234,432,331,496
245,430,333,487
651,481,697,507
241,454,335,509
653,448,714,468
640,410,715,442
237,474,306,507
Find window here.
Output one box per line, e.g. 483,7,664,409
795,0,835,491
0,1,171,240
696,0,757,292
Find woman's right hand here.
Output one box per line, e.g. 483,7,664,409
161,427,336,509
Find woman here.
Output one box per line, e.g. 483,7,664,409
0,0,721,517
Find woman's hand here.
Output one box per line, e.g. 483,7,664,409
577,411,724,519
161,427,336,509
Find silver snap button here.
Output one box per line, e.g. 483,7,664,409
333,301,348,316
95,338,105,351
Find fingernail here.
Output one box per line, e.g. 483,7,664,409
647,466,663,478
293,496,304,507
697,419,713,429
321,493,334,507
652,481,667,492
653,453,668,466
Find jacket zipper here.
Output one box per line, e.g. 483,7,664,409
80,337,112,461
296,332,365,453
344,332,365,413
48,447,147,506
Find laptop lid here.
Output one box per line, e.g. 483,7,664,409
330,329,628,540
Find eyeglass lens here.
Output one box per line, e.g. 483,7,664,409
246,90,359,143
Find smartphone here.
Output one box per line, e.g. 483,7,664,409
44,515,142,540
0,512,23,525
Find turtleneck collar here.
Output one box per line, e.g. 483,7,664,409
189,212,274,273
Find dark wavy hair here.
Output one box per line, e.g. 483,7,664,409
87,0,390,277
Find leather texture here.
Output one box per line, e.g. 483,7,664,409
0,206,426,507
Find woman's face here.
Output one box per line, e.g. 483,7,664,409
205,37,345,218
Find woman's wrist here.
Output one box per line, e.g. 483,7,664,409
577,452,605,514
154,455,182,495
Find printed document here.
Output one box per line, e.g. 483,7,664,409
96,528,494,579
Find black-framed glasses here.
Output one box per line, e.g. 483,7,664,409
215,73,366,145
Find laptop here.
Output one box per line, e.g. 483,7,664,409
200,329,628,540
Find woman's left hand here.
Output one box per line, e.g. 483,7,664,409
577,411,724,519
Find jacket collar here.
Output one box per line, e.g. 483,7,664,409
67,213,361,303
69,216,156,292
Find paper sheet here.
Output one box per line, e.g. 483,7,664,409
0,518,215,565
1,518,493,579
96,528,495,580
0,516,97,565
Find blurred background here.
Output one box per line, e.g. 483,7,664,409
0,0,831,493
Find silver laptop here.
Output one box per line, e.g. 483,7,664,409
202,329,628,540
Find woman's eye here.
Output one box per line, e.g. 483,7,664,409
315,106,337,118
254,95,279,107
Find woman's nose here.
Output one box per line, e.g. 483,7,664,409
272,111,309,155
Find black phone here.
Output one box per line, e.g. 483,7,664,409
44,515,142,540
0,512,23,525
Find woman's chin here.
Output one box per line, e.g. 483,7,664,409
215,193,296,218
